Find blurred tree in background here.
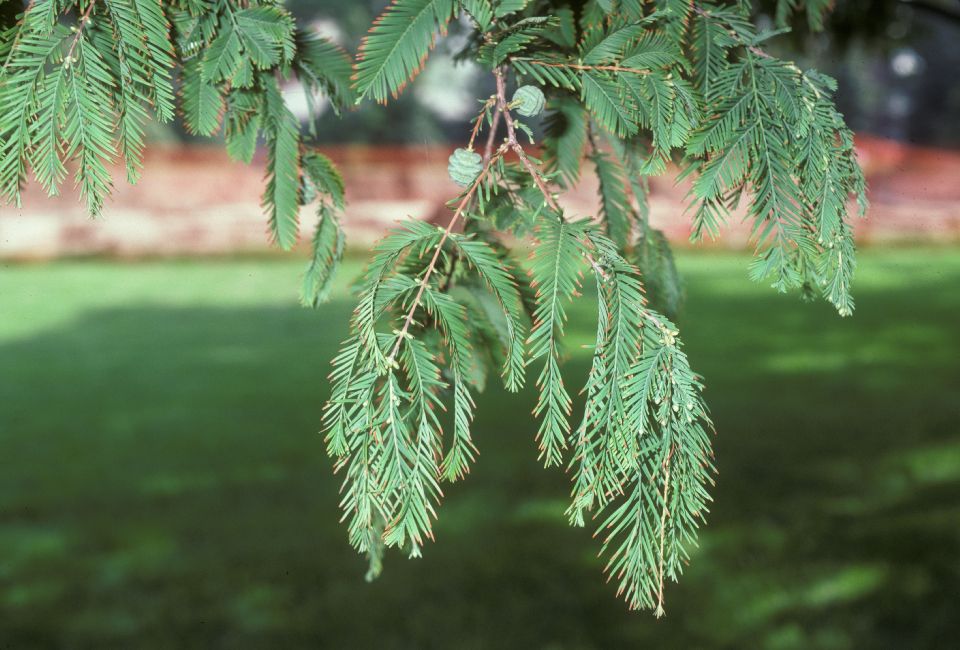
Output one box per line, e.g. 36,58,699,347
100,0,956,147
284,0,960,146
759,0,960,147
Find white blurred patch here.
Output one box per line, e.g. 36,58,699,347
310,18,344,45
281,18,344,121
415,57,481,122
283,84,327,122
890,48,923,77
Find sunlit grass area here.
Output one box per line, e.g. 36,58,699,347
1,249,958,648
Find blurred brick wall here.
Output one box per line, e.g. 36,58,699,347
1,135,958,259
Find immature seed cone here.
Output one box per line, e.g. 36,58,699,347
448,148,484,187
512,85,545,117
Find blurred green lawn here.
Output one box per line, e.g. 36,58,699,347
1,249,958,649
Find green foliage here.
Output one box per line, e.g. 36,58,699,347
300,149,346,307
773,0,835,31
261,74,301,250
633,224,685,319
590,148,633,247
322,217,527,561
1,0,868,616
528,215,587,467
353,0,456,104
686,8,866,314
543,95,588,187
1,0,352,250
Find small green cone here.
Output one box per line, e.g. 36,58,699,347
512,85,545,117
448,148,484,187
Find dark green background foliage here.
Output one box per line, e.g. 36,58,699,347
284,0,960,147
1,250,957,647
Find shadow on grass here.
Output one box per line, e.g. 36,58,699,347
0,256,958,649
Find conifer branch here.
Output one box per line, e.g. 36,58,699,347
496,68,616,283
496,68,560,213
385,143,507,365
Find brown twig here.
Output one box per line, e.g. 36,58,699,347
483,106,503,163
467,97,496,151
65,0,97,64
389,96,505,346
524,60,651,76
495,68,561,213
654,444,675,618
494,68,616,281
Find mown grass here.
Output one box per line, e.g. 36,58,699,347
1,249,958,649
